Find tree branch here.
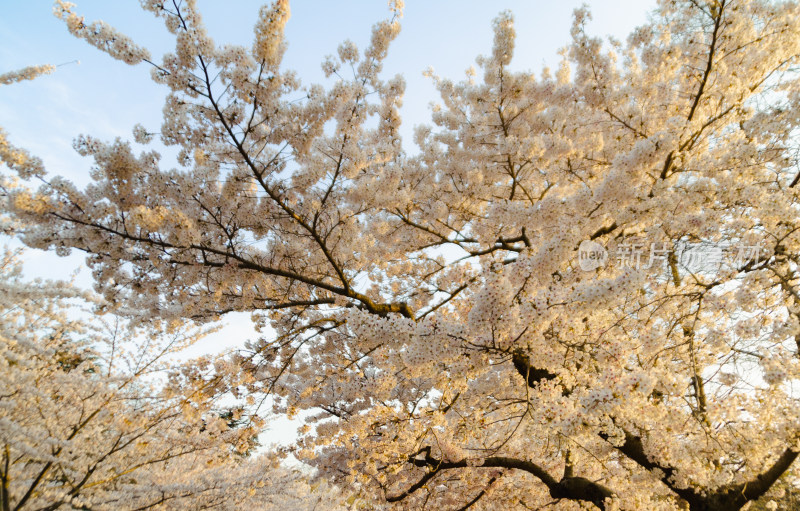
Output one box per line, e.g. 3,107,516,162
390,448,615,509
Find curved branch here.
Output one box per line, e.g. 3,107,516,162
390,448,615,509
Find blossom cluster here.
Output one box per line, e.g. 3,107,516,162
4,0,800,509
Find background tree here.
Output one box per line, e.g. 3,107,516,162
4,0,800,509
0,245,346,510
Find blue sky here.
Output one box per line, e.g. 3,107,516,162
0,0,655,369
1,0,654,277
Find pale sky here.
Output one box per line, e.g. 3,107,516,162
0,0,655,443
0,0,656,279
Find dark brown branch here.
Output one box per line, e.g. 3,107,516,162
721,447,800,507
598,427,700,506
511,351,558,388
512,349,799,510
685,0,724,124
590,222,617,240
454,474,499,511
391,449,615,509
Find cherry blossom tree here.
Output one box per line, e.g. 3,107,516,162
4,0,800,509
0,246,348,511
